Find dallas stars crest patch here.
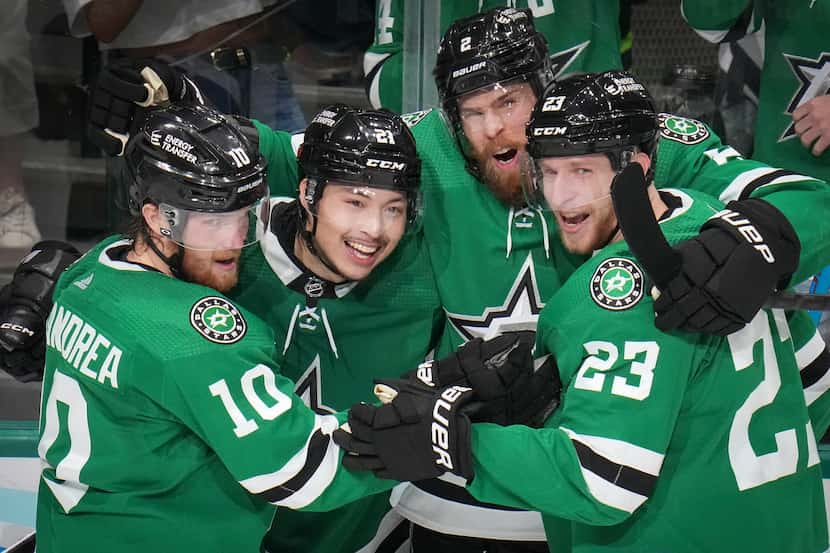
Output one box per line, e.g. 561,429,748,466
190,296,247,344
659,114,709,144
590,258,644,311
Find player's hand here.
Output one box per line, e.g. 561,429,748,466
401,333,560,427
333,382,476,483
793,95,830,156
653,198,800,335
0,242,81,382
87,59,200,156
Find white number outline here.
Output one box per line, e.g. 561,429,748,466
38,371,91,513
574,340,658,401
210,364,292,438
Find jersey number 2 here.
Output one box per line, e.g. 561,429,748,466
727,312,819,490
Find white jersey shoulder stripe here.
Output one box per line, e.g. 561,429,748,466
561,427,664,476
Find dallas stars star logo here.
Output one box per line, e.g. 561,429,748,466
294,355,336,415
190,296,247,344
659,114,709,144
590,258,644,311
781,52,830,141
447,253,544,342
549,42,588,79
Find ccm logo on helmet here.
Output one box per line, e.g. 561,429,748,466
432,385,471,470
711,209,775,263
366,159,406,171
0,323,34,337
533,126,567,136
452,61,487,79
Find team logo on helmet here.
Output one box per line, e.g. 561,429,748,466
659,114,709,144
590,258,644,311
190,296,247,344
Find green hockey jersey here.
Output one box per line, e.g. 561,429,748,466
36,237,392,553
231,199,443,553
682,0,830,182
467,188,830,553
364,1,623,112
253,109,830,541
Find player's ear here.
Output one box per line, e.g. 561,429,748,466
299,178,313,214
141,202,163,236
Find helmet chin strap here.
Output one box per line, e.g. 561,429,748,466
298,211,348,282
142,225,184,277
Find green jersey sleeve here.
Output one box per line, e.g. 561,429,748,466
467,192,827,552
680,0,757,41
253,119,302,197
788,309,830,441
653,114,830,285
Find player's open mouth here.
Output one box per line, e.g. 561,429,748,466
345,240,381,263
557,212,589,232
492,148,518,166
215,257,237,270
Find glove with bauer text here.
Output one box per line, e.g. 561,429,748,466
401,333,561,427
0,241,80,381
653,198,800,335
333,381,476,483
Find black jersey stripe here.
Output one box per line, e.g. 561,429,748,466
414,479,528,511
802,346,830,390
572,439,657,498
737,169,800,200
257,429,330,503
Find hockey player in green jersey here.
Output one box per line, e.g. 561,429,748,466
236,105,445,553
336,70,830,553
364,1,623,112
76,7,830,549
34,104,402,553
682,0,830,182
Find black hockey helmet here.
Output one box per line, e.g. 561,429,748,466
523,70,659,208
298,104,422,226
125,102,269,250
434,7,553,131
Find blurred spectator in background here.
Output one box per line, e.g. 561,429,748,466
284,0,373,86
62,0,306,131
364,1,626,113
0,0,43,250
711,30,764,157
682,0,830,183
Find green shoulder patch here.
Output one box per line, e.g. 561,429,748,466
589,258,645,311
400,109,431,128
659,113,709,144
190,296,247,344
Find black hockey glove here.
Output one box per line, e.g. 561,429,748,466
333,382,476,483
402,333,560,427
653,198,800,335
0,242,80,382
87,58,202,156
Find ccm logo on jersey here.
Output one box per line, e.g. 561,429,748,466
711,209,775,263
366,159,406,171
0,322,34,337
432,385,471,470
533,126,567,136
